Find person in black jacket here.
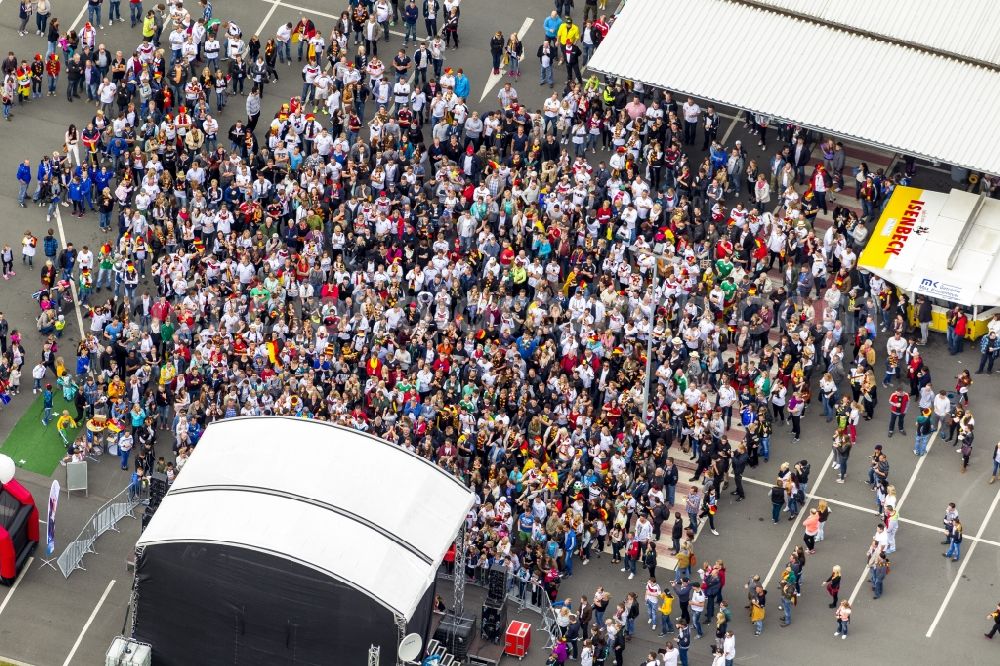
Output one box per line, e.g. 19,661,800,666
489,30,504,74
422,0,439,37
671,512,684,554
731,444,749,500
565,614,581,659
664,458,678,506
541,133,560,161
442,8,459,48
611,626,624,666
562,42,582,85
65,53,83,101
770,478,785,524
651,498,669,541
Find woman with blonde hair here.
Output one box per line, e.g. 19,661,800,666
817,499,831,540
823,564,841,607
505,33,523,78
834,600,851,638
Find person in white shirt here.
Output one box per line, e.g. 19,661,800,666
717,383,737,429
723,630,735,662
682,97,701,145
76,246,94,271
644,577,661,627
97,78,117,116
988,313,1000,337
885,331,908,358
275,22,292,63
869,523,889,556
634,514,653,543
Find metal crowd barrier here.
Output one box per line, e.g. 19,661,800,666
437,567,561,651
56,481,149,578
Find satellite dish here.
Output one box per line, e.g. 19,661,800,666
398,633,423,662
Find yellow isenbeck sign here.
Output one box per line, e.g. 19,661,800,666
858,186,926,270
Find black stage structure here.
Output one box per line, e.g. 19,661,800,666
128,417,474,665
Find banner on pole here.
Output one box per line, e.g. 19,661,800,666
46,479,60,556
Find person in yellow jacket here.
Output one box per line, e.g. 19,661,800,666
15,63,31,103
556,16,580,50
142,11,157,41
657,589,676,636
509,259,527,288
56,410,77,444
159,360,177,387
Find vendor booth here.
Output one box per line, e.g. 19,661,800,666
858,186,1000,338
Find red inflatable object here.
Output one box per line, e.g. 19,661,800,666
0,480,39,585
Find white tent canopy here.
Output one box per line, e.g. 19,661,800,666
858,186,1000,307
136,417,475,620
587,0,1000,175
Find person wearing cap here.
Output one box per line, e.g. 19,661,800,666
39,378,53,425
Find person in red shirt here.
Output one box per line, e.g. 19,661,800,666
888,389,908,437
498,242,515,267
603,400,623,427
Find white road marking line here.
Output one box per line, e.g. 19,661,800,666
925,485,1000,637
62,579,115,666
720,116,739,147
254,0,426,39
256,0,284,37
257,0,338,20
739,473,1000,547
53,208,86,340
0,557,34,617
479,17,534,103
847,429,940,605
760,449,836,589
0,656,35,666
69,0,89,31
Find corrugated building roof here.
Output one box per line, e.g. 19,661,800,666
751,0,1000,67
588,0,1000,174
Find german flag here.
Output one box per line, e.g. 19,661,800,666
267,340,282,368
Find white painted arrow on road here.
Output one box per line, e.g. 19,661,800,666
479,16,535,103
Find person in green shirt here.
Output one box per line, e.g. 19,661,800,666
714,257,733,280
719,277,737,305
96,246,114,291
250,283,271,305
674,370,688,394
305,209,324,231
510,261,527,287
159,320,175,354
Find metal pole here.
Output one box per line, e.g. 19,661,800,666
452,523,466,616
642,257,658,417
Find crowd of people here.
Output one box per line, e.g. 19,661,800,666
2,0,1000,664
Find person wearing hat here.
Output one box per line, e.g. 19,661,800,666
560,31,583,85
